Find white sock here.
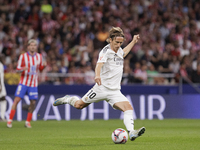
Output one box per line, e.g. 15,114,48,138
123,110,134,132
0,100,7,120
64,96,79,107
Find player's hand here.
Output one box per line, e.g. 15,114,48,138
95,76,101,86
43,61,47,67
23,67,28,71
133,34,140,43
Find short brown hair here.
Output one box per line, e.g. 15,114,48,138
106,27,125,43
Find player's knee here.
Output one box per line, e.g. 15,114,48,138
123,104,133,111
29,101,36,112
14,97,21,104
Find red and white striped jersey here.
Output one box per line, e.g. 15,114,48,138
16,52,45,87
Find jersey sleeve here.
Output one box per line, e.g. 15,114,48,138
122,50,125,57
97,49,108,63
16,54,25,72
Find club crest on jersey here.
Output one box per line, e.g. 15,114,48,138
84,97,88,101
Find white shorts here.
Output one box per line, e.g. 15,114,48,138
81,84,128,108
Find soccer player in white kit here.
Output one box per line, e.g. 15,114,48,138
0,54,7,122
53,27,145,141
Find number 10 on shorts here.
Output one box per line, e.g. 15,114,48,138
87,90,96,99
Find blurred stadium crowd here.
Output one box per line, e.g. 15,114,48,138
0,0,200,85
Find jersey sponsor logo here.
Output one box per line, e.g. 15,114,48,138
29,92,38,96
114,56,123,65
114,57,123,62
28,66,37,75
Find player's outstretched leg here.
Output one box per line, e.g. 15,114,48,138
129,127,145,141
53,95,70,106
53,95,79,106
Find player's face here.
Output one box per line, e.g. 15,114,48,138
28,42,37,55
110,36,124,52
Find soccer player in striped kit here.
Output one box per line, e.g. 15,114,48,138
7,39,46,128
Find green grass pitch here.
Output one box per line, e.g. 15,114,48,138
0,119,200,150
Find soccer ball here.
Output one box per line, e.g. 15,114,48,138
111,128,128,144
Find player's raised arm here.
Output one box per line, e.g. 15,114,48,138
94,62,104,85
123,34,140,58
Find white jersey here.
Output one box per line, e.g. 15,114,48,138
97,44,124,90
0,62,6,97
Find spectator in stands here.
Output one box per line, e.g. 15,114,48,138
179,61,190,84
191,63,200,83
179,39,190,57
4,62,20,85
41,13,60,34
158,52,172,73
147,63,164,85
181,55,193,77
0,22,6,41
192,51,200,71
122,60,135,84
170,41,181,57
150,48,162,71
134,63,148,84
27,5,40,30
169,56,180,74
41,0,53,14
140,44,152,65
84,63,95,85
13,4,29,24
